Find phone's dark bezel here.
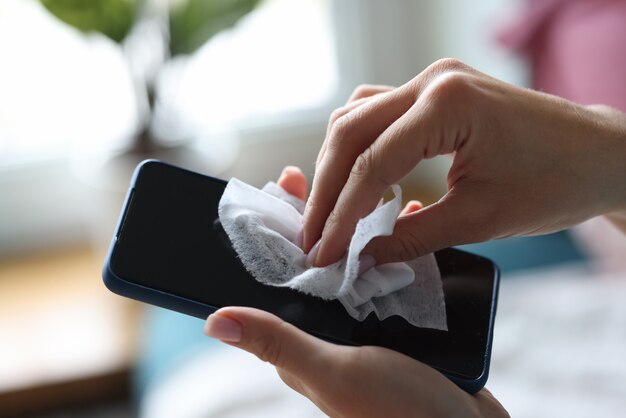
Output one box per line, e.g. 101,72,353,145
102,160,499,394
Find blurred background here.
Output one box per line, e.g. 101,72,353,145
1,0,625,417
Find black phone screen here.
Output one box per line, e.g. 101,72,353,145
109,161,497,381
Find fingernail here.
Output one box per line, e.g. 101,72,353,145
205,314,242,342
294,226,304,249
279,166,302,180
358,254,377,275
277,169,289,183
305,239,321,268
284,165,302,173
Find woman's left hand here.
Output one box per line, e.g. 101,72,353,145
204,305,507,418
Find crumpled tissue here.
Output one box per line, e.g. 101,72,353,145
218,178,447,330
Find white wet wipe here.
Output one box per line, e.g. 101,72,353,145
218,178,447,330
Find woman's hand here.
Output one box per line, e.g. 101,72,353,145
205,306,508,418
301,58,626,266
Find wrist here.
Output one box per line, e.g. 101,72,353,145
583,105,626,216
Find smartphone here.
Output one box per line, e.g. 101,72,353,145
103,160,500,394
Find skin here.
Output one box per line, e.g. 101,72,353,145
301,58,626,266
205,59,626,417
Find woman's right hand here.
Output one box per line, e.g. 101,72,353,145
301,59,626,267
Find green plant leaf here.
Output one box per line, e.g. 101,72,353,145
169,0,260,56
40,0,137,43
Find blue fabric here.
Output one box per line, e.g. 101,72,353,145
457,230,586,274
134,307,217,397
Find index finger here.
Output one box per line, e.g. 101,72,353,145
302,89,414,255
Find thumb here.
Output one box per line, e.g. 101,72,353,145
204,307,335,383
363,195,494,264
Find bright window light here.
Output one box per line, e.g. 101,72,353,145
0,0,337,164
0,0,138,165
154,0,338,142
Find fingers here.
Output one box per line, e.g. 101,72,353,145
277,166,307,201
305,85,399,254
205,307,335,389
311,102,429,266
313,71,477,266
303,89,415,254
400,200,423,216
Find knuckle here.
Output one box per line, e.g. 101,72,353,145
395,230,428,261
332,114,354,137
350,149,374,180
302,191,327,226
426,57,466,75
351,84,377,100
324,208,354,245
407,58,471,97
325,208,340,228
424,71,475,107
350,148,390,189
328,107,348,125
327,114,357,149
304,189,321,211
252,333,282,366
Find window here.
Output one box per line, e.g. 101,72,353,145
0,0,340,254
0,0,524,255
0,0,338,165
